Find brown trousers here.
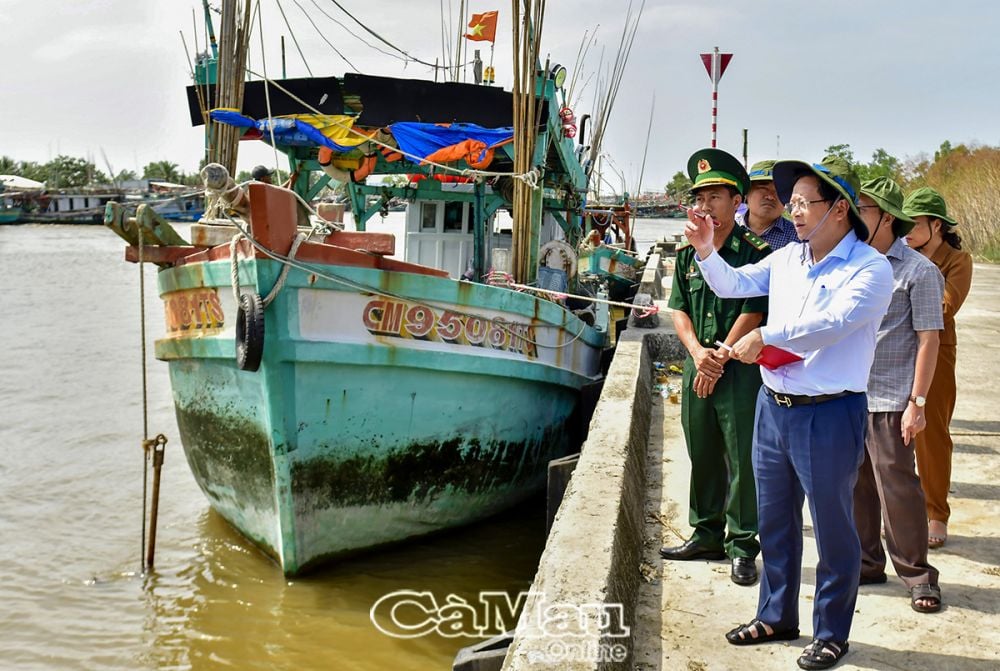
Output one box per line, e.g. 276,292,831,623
855,412,938,587
915,344,958,523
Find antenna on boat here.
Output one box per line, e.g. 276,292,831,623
584,1,645,178
100,147,121,194
636,91,655,196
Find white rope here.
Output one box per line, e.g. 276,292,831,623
256,0,282,173
238,69,544,188
230,231,307,309
261,233,306,307
488,271,659,317
219,211,591,349
230,234,243,308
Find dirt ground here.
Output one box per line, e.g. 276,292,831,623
632,263,1000,671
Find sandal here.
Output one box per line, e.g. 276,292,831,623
910,583,942,613
797,638,849,670
725,618,799,646
928,521,947,549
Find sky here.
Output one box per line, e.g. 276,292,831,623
1,0,998,193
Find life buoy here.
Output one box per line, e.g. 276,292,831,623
538,239,578,279
379,145,403,162
317,148,377,183
352,155,377,182
236,291,265,372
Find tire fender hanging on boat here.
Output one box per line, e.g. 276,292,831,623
236,290,265,372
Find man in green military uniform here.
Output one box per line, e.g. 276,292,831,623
660,148,770,586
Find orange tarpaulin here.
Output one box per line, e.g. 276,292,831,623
423,139,494,169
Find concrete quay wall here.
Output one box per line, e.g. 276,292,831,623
502,317,682,671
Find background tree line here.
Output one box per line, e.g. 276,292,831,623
663,141,1000,261
0,155,201,189
0,155,337,199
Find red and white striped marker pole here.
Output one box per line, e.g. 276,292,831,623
700,47,733,148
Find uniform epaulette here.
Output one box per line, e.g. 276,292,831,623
742,229,770,252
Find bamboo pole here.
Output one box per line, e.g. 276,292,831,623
209,0,252,176
510,0,546,283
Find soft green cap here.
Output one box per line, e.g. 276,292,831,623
773,155,867,240
687,148,750,196
902,187,957,226
860,177,915,237
748,160,777,182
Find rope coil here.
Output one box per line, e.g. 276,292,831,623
230,231,308,309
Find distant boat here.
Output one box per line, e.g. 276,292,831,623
0,175,43,224
0,206,21,224
150,193,205,222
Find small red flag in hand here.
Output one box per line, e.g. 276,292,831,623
755,345,803,370
465,10,498,42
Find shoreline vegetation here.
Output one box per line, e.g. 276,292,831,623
5,139,999,261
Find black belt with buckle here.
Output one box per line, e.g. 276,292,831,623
764,386,859,408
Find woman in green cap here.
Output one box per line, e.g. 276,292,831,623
902,187,973,549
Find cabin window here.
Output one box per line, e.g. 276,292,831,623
443,202,464,232
420,203,437,230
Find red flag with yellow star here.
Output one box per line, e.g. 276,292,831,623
465,10,498,42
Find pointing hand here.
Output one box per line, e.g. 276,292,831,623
683,207,715,258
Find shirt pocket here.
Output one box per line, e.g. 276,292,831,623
687,276,704,293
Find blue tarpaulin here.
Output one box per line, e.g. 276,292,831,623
388,122,513,162
208,110,362,152
208,111,514,161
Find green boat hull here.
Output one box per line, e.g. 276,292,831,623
155,256,604,574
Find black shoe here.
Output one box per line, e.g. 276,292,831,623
797,638,849,670
726,618,799,646
731,557,758,585
859,572,887,585
659,539,726,561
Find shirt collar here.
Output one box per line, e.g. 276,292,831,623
739,211,787,237
722,222,743,254
887,236,907,260
826,229,860,261
930,241,952,265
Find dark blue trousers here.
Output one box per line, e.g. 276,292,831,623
752,387,867,643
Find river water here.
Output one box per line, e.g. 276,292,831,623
0,215,680,670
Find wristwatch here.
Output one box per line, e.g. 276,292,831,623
909,395,927,408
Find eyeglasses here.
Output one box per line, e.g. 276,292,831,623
784,198,829,215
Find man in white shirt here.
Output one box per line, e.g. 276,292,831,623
683,155,893,670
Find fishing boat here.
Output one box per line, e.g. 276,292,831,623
0,175,44,224
31,189,125,224
0,207,21,224
106,1,641,574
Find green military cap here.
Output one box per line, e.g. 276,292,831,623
902,186,957,226
860,177,915,237
687,148,750,196
748,160,777,182
773,154,867,240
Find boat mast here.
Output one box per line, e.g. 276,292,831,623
208,0,253,176
510,0,547,284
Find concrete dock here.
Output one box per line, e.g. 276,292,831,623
500,262,1000,670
